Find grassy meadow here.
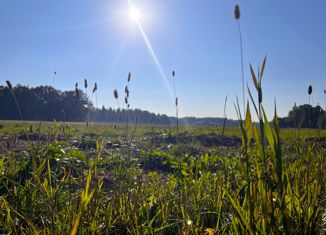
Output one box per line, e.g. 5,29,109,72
0,118,325,234
1,2,326,234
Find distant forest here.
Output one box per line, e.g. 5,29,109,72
0,85,237,126
0,85,325,128
278,104,326,129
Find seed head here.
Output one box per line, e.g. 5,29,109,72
234,4,240,20
324,89,326,94
6,80,13,91
308,85,312,95
128,72,131,82
125,86,129,97
93,83,97,93
125,96,128,104
175,97,178,106
75,82,78,89
75,88,80,98
84,79,88,89
172,70,175,77
113,89,118,99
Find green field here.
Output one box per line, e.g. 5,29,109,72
0,120,325,234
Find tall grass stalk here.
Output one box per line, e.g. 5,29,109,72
234,4,246,115
172,70,179,139
6,81,31,143
6,81,23,121
113,89,120,130
92,82,98,109
84,79,89,132
124,73,131,140
53,71,56,88
221,95,228,135
324,89,326,111
308,85,312,105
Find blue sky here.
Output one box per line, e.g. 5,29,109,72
0,0,325,119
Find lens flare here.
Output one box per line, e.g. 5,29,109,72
129,7,141,22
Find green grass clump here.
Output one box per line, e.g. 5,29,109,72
0,104,325,234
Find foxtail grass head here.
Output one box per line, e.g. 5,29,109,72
128,72,131,82
6,80,13,91
234,4,240,20
75,82,79,98
84,79,88,89
114,89,118,99
308,85,312,95
125,86,129,98
93,83,97,93
75,87,80,98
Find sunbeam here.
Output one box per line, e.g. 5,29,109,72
127,0,174,98
136,21,174,97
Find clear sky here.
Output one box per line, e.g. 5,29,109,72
1,0,325,119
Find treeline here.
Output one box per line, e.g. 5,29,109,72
0,85,237,126
279,104,326,128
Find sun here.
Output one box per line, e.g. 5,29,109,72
129,7,141,22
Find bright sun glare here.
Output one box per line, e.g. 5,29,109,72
129,7,141,22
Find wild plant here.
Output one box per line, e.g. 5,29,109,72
221,95,228,136
113,89,120,130
308,85,313,105
172,70,179,138
92,82,98,109
234,4,246,115
124,72,131,140
75,82,79,99
5,81,31,143
6,81,23,121
324,89,326,111
84,79,89,131
52,71,56,88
